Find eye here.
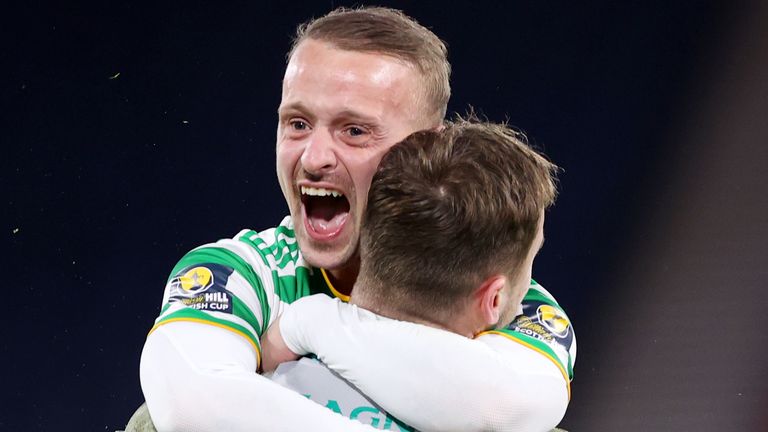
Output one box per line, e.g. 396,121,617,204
347,126,365,137
340,125,371,146
283,118,312,139
289,119,309,131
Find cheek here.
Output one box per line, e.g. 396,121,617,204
347,152,386,199
276,144,300,191
276,140,301,170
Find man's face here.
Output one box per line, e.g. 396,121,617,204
497,214,546,328
277,39,428,271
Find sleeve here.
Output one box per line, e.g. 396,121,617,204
140,321,381,431
478,281,576,395
279,287,574,432
151,239,282,369
141,234,378,431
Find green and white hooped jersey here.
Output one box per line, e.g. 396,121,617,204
150,216,338,365
150,215,576,390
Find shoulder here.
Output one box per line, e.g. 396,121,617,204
490,280,577,381
154,216,315,340
519,280,576,378
172,216,309,279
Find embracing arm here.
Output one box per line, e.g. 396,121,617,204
140,321,379,431
140,227,380,432
279,287,575,432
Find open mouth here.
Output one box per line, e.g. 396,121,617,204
301,186,350,237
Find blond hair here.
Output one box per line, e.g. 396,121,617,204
289,7,451,123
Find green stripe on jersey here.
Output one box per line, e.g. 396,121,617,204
238,233,299,270
170,246,271,335
237,231,316,304
274,266,313,304
236,235,270,267
523,289,558,306
232,295,263,335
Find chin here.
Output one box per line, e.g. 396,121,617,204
297,236,355,270
302,248,351,271
294,211,359,270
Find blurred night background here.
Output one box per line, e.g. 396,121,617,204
5,1,767,430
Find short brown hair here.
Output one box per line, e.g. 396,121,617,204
357,119,558,322
289,6,451,123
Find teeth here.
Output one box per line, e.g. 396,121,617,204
301,186,343,198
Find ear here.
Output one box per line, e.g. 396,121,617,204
475,275,508,328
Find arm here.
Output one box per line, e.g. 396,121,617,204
140,321,380,431
140,230,380,431
260,317,300,373
279,287,574,432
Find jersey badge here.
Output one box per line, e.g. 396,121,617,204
176,266,214,295
168,264,235,313
536,304,570,338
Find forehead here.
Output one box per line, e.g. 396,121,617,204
280,39,423,121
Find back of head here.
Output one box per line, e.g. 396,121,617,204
358,119,558,324
289,6,451,124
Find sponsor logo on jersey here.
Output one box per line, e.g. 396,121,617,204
536,304,570,338
169,263,235,313
507,300,575,354
175,266,214,295
306,397,413,431
508,315,555,343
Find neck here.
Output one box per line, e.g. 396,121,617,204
325,255,360,297
350,283,478,338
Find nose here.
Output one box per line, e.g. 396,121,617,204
300,129,337,177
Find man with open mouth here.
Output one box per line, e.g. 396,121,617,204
137,6,575,432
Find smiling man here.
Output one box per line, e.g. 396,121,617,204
139,7,574,432
276,36,435,286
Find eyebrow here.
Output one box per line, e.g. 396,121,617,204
278,103,380,125
277,102,310,117
334,110,380,125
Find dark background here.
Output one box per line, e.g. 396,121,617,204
5,1,767,430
